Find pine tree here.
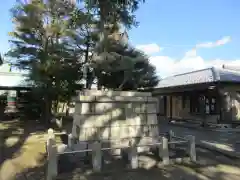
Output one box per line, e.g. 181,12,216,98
94,40,159,90
7,0,85,124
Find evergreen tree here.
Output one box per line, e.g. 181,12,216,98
7,0,84,124
7,0,158,124
94,40,159,90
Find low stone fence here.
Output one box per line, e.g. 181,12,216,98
168,130,196,162
46,129,196,180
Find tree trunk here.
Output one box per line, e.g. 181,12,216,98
53,100,58,115
98,1,108,54
84,37,91,89
44,95,52,127
97,80,101,90
65,101,70,117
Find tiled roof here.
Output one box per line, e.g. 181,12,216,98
157,67,240,89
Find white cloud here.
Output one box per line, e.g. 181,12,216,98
150,55,240,78
216,36,231,46
135,36,234,78
136,43,162,54
196,36,231,48
183,36,232,58
197,42,214,48
185,48,197,57
146,36,238,78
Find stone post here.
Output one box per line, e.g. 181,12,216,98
46,129,58,180
72,123,77,138
169,130,175,149
160,136,169,165
0,132,3,164
68,134,74,149
92,141,102,172
128,140,138,169
120,148,129,163
187,135,196,162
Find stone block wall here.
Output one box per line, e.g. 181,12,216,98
72,90,159,148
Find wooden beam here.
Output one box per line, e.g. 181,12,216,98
0,86,32,90
153,82,218,95
222,64,240,71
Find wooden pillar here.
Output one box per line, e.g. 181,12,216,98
170,96,173,120
217,86,223,123
199,95,206,127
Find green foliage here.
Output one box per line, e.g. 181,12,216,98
94,40,159,90
81,0,145,28
7,0,159,122
75,0,154,90
7,0,85,123
76,0,146,55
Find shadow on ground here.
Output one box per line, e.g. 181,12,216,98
1,92,240,180
2,118,240,180
18,146,240,180
0,117,48,180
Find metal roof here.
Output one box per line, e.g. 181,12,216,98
157,67,240,89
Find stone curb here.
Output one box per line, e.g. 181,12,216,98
169,122,240,133
167,123,240,158
197,142,240,159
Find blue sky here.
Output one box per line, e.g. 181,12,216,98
0,0,14,55
1,0,240,77
130,0,240,59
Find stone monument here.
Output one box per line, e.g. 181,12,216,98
72,90,159,153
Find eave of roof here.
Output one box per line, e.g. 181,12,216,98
0,71,29,88
156,67,240,89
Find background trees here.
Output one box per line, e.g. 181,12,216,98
8,0,83,123
7,0,159,124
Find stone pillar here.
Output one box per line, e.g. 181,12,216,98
91,141,102,172
128,140,138,169
46,129,58,180
160,136,169,165
72,123,77,138
187,135,196,162
169,130,175,149
0,131,3,164
68,134,74,149
120,148,129,163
